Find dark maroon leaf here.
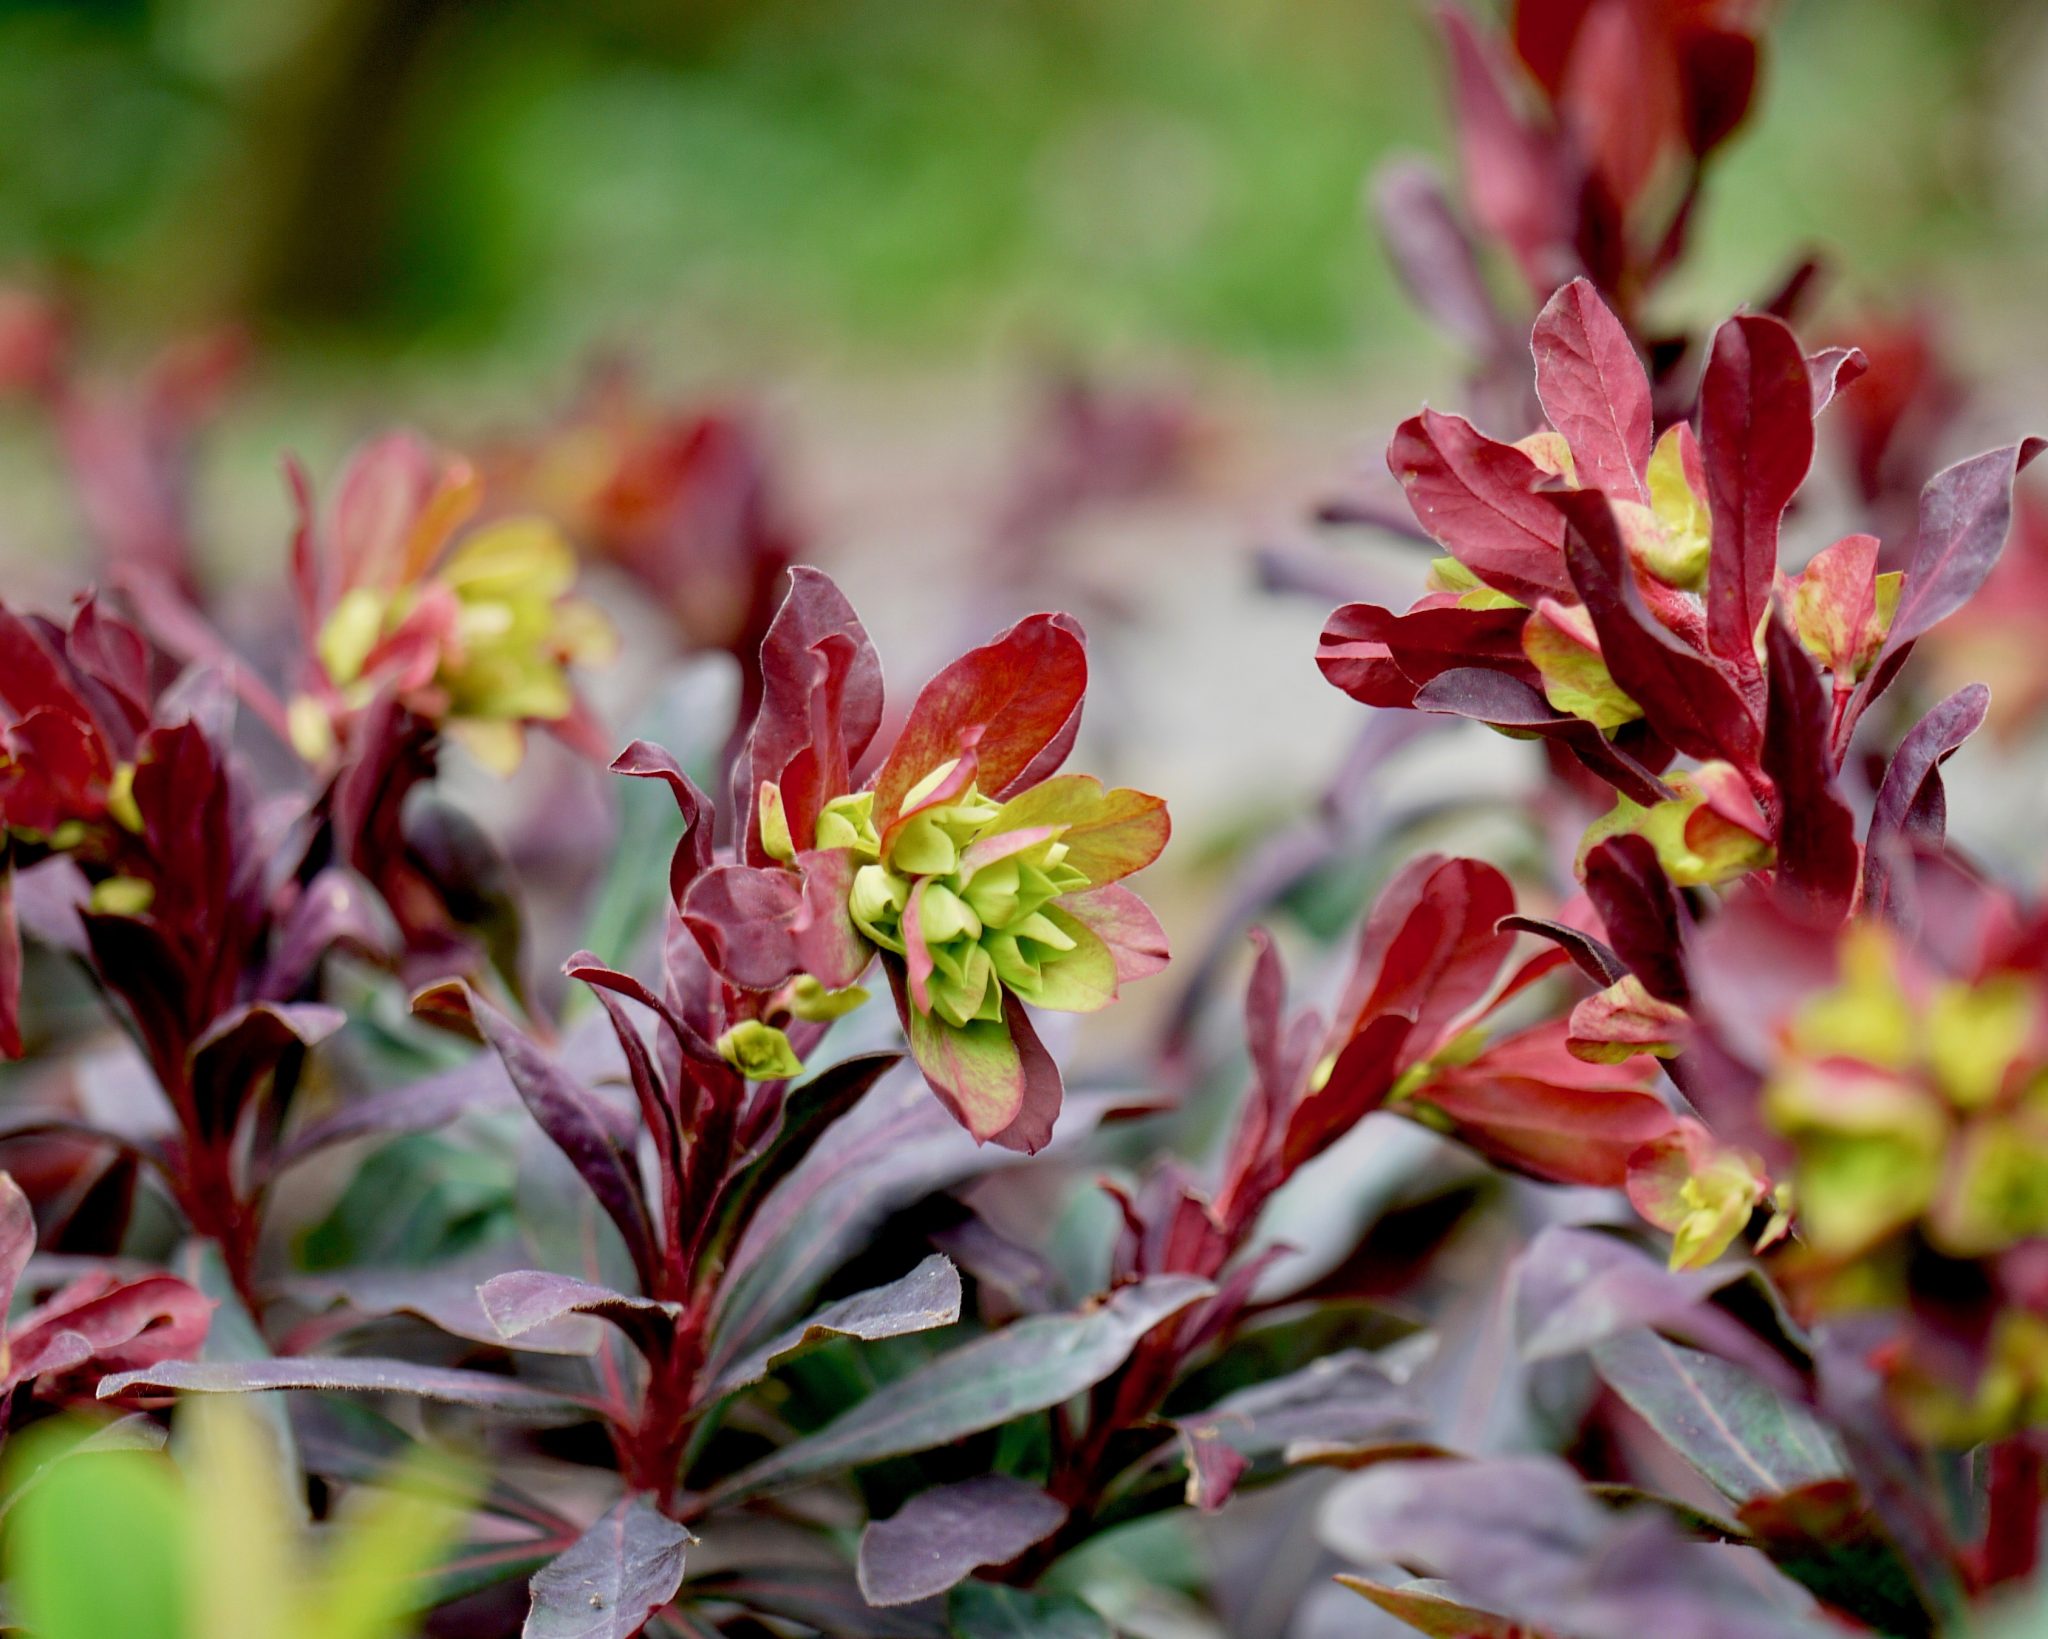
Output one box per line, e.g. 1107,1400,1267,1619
480,1272,681,1367
1701,313,1814,689
525,1495,691,1639
1590,1329,1844,1503
857,1476,1067,1607
610,739,714,908
710,1253,962,1395
432,984,659,1296
1557,490,1758,771
1865,683,1990,919
710,1276,1212,1504
1531,278,1651,503
1759,613,1858,927
1581,835,1691,1003
98,1356,602,1419
1498,914,1625,986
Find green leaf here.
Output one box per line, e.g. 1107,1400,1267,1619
710,1275,1212,1504
947,1583,1112,1638
1590,1328,1845,1503
6,1426,188,1639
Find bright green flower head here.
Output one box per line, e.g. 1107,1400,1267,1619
846,762,1100,1030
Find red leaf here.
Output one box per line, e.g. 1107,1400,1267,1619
1389,409,1574,603
610,739,713,907
872,614,1087,828
741,566,883,864
1759,612,1858,927
1532,278,1652,503
681,863,803,993
1440,7,1574,291
1701,313,1815,690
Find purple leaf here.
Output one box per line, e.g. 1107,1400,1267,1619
1590,1329,1844,1503
1324,1457,1817,1639
1582,835,1692,1004
1887,439,2048,650
857,1476,1066,1606
440,985,659,1295
609,740,714,908
1374,159,1511,360
480,1272,681,1366
1851,440,2048,732
1531,278,1651,503
1168,1350,1423,1511
711,1253,961,1396
525,1496,691,1639
710,1275,1213,1504
97,1356,602,1419
1759,613,1858,926
1557,491,1758,771
680,863,802,992
1514,1226,1738,1362
1865,683,1991,919
289,1254,606,1356
1701,313,1814,689
1497,915,1626,986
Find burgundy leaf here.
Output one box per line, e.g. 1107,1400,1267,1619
479,1272,681,1367
1557,490,1758,770
680,863,803,992
741,565,883,864
1388,410,1573,604
1498,914,1626,986
436,984,659,1296
1852,440,2048,734
0,856,20,1061
610,739,714,907
857,1476,1066,1606
1440,7,1572,292
1581,835,1691,1004
1701,313,1814,689
525,1496,691,1639
1864,682,1991,921
1532,278,1651,502
710,1252,962,1395
1759,613,1858,927
98,1356,601,1419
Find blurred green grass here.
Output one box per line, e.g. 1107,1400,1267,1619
0,0,2036,376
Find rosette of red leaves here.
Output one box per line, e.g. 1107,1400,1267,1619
1320,277,2041,935
681,568,1170,1151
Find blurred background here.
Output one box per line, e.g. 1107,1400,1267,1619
4,0,2048,968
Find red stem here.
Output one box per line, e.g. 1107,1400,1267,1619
1980,1436,2044,1589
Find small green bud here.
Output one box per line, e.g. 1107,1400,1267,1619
785,975,870,1022
717,1020,805,1081
758,780,795,863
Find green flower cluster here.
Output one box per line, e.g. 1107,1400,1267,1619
841,765,1097,1029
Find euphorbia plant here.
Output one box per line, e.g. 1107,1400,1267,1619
682,568,1170,1150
